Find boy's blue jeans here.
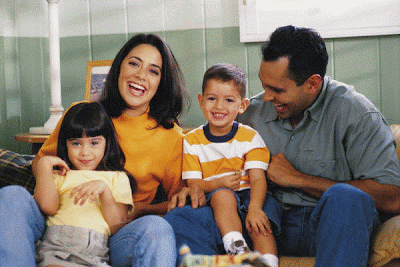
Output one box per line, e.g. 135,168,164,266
0,185,176,267
165,183,380,267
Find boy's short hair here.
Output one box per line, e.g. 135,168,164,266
202,63,247,98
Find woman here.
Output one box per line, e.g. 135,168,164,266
0,33,198,267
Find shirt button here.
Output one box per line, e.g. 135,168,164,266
291,136,295,141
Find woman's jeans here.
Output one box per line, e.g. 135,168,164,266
165,183,380,267
0,185,176,267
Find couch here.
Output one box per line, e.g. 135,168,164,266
2,125,400,266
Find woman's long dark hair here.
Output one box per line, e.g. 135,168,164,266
57,102,137,193
100,33,189,129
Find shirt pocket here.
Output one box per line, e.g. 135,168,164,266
296,159,336,179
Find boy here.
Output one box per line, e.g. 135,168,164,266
182,63,279,267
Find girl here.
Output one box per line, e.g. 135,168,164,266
34,102,136,267
0,33,206,267
35,33,200,266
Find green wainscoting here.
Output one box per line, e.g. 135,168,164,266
1,28,399,154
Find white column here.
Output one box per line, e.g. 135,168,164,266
30,0,64,134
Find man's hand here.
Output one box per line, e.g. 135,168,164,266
267,153,304,188
168,184,206,212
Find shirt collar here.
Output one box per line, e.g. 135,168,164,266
305,76,330,123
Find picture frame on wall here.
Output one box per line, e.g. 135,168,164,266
85,60,113,101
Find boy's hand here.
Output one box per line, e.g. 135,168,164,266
218,171,241,191
245,209,272,236
70,180,109,205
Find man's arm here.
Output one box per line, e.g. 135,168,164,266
268,153,400,213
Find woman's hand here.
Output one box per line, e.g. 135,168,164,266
127,201,146,221
70,180,109,205
167,184,206,212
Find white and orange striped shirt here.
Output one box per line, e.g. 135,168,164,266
182,122,270,191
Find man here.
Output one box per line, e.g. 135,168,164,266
165,25,400,266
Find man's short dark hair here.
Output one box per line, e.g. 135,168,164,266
262,25,329,86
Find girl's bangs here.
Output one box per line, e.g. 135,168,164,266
65,118,107,139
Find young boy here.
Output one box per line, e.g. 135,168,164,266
182,63,279,267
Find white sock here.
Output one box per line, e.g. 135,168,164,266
222,231,249,254
261,253,279,267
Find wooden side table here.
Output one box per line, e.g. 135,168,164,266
15,133,50,154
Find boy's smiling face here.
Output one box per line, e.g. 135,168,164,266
198,79,249,136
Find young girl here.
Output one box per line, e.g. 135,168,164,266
34,102,136,267
1,33,200,267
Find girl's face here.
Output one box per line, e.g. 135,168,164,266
118,44,163,117
66,134,106,170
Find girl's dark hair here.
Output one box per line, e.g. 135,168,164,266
202,63,247,98
100,33,189,129
57,102,137,193
262,25,329,86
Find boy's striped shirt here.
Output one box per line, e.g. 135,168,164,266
182,122,270,191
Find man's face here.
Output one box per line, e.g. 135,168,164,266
258,57,316,127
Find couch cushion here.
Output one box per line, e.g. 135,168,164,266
0,149,35,194
390,125,400,163
369,215,400,267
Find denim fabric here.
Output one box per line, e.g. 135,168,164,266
165,183,380,267
206,189,282,233
0,186,45,267
0,186,176,267
109,215,176,267
165,191,282,265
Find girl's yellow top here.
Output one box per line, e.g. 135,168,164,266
38,102,185,203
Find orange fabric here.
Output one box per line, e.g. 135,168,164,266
38,102,184,203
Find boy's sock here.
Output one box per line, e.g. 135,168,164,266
222,231,251,255
261,253,279,267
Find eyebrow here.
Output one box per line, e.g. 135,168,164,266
129,56,162,70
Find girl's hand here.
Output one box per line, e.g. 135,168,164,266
245,209,272,237
70,180,109,205
35,156,70,176
218,171,241,191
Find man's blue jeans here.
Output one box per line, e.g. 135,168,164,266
165,183,380,267
0,185,176,267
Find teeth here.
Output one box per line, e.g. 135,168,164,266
213,113,225,118
275,104,287,112
129,83,145,91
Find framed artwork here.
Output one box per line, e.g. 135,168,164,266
84,60,113,101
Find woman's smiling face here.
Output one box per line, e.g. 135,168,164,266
118,44,163,117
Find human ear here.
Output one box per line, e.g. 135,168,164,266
197,94,203,106
238,98,250,114
306,74,323,94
